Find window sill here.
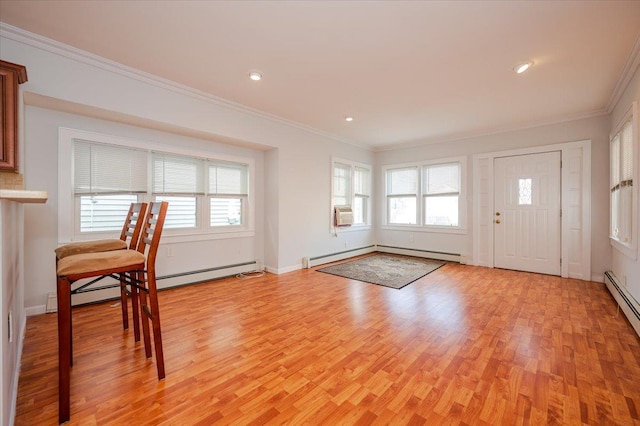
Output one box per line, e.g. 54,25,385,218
63,229,255,245
333,225,372,234
610,237,637,260
382,225,467,235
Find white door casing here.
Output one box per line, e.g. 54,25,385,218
494,151,561,275
472,140,591,281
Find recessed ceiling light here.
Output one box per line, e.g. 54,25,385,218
249,71,262,81
345,116,354,122
513,62,533,74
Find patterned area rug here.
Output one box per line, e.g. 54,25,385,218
317,254,444,289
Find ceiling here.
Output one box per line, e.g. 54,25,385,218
1,1,640,150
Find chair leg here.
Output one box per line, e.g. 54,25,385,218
147,270,165,380
119,273,129,331
126,272,141,342
57,276,71,424
138,271,152,359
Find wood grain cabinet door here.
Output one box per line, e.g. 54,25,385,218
0,60,28,171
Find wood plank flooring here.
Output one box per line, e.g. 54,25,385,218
14,261,640,425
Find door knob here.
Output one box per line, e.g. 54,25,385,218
495,219,501,224
495,212,501,216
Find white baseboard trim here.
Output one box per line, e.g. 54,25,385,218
25,305,46,316
604,271,640,338
376,245,461,263
591,274,605,283
266,264,301,274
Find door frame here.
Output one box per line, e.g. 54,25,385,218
472,140,591,280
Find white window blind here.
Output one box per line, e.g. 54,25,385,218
74,140,147,194
424,163,459,195
333,162,351,207
152,152,205,195
621,119,633,185
207,162,248,195
387,167,418,195
354,167,370,196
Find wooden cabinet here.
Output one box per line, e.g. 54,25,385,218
0,60,28,171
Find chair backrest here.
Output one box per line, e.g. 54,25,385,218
136,201,169,272
120,202,148,250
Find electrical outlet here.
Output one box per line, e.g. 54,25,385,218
166,246,174,257
409,234,414,243
344,241,348,248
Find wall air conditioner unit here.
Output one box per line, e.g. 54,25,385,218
334,206,353,227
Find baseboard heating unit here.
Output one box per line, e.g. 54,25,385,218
303,245,376,268
376,245,462,263
604,271,640,337
157,261,260,289
46,261,260,312
302,244,462,269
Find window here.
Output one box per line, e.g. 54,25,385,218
73,141,146,233
331,159,371,227
387,167,418,225
423,163,460,226
610,102,638,258
152,153,204,229
208,162,248,227
384,157,466,231
62,129,254,243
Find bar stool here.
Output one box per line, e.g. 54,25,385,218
56,201,168,423
55,202,147,339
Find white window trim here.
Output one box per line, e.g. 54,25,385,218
58,127,256,245
382,156,467,234
330,157,372,233
609,102,638,260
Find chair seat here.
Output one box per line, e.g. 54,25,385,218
55,239,128,260
57,249,146,277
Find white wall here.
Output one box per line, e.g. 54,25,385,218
1,27,375,310
375,114,612,278
610,63,640,303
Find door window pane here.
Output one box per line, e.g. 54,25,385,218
518,178,532,205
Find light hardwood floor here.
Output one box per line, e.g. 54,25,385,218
15,260,640,425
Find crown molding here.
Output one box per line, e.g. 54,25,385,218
372,109,608,152
606,33,640,113
0,22,369,150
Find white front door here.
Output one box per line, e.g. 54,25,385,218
494,151,561,275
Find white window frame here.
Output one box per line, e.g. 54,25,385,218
330,157,372,232
609,102,638,259
58,127,255,244
382,156,467,234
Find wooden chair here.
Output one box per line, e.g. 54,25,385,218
55,202,147,339
55,201,168,424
